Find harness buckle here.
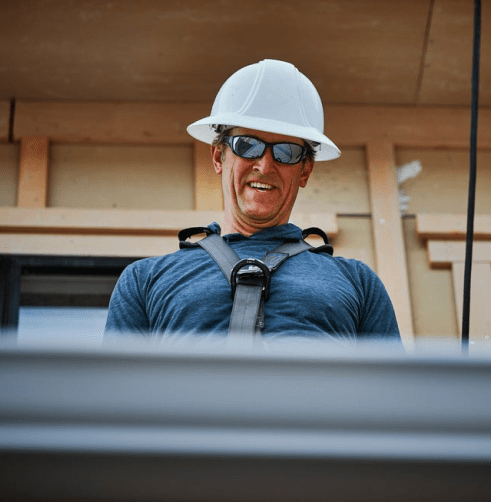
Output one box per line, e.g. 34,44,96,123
231,258,271,302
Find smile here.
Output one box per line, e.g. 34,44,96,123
249,182,274,191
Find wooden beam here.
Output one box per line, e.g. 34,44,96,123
428,240,491,267
0,208,224,235
366,140,414,344
13,101,491,148
14,102,209,145
17,137,49,208
452,262,491,342
0,100,10,141
0,207,338,237
289,211,338,238
0,234,179,257
325,105,491,148
193,141,223,211
417,213,491,240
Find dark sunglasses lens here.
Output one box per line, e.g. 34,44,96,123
228,136,305,164
232,136,265,159
273,143,305,164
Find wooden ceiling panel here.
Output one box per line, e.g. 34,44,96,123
419,0,491,106
0,0,431,105
1,0,487,107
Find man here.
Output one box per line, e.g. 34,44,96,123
105,59,400,342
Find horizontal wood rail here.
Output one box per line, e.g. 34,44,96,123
0,234,180,257
0,208,225,236
0,208,338,237
13,102,209,145
13,101,491,148
0,208,338,257
428,241,491,267
417,213,491,240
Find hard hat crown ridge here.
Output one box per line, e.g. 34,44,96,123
187,59,340,161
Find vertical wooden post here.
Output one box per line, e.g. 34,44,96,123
193,140,223,211
17,136,49,208
366,140,414,345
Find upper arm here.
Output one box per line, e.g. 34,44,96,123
104,263,150,336
356,262,401,341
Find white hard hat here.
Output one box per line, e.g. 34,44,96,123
187,59,340,161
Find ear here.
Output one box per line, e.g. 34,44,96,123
299,159,314,188
211,145,223,175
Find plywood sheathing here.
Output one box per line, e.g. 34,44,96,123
419,0,491,105
0,1,430,105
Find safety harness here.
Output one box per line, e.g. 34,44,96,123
178,226,333,338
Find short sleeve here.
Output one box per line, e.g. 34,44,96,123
356,261,401,341
104,262,150,336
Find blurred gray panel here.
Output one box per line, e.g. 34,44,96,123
1,339,490,501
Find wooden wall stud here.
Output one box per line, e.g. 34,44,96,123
366,140,414,344
0,100,10,141
17,136,49,208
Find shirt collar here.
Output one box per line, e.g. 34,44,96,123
208,222,303,242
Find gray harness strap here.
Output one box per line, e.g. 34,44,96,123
178,226,333,339
198,235,312,338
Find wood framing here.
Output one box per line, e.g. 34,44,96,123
17,136,49,208
0,208,338,257
0,234,179,257
0,207,225,235
13,102,491,148
325,106,491,148
193,141,223,211
452,262,491,341
0,208,338,236
428,241,491,266
419,213,491,343
14,102,209,145
417,213,491,240
427,242,491,343
366,140,414,343
9,101,491,345
0,100,10,141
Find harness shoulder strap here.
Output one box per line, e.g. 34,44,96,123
178,226,333,339
197,232,239,284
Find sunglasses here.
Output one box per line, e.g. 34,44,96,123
221,135,308,165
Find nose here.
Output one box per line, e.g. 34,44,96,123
253,146,276,173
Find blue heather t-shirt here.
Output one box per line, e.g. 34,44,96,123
105,223,400,341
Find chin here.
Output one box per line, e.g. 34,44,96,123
246,213,285,227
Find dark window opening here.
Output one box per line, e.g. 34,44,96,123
1,255,140,337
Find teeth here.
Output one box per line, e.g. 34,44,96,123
250,182,273,190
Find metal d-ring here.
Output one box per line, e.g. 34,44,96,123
230,258,271,302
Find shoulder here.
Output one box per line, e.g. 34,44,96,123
308,251,378,281
124,246,205,274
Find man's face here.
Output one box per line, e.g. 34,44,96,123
211,127,314,235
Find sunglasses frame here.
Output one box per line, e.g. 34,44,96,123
221,135,308,165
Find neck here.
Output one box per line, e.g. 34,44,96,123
221,209,289,236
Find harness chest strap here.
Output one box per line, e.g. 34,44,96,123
178,227,333,339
